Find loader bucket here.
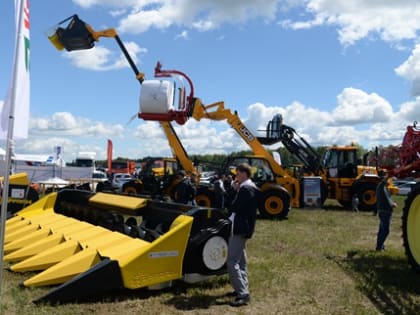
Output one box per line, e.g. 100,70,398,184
3,189,231,304
47,15,95,51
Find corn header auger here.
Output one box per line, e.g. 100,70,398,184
4,189,231,304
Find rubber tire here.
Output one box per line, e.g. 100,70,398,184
402,183,420,273
195,187,214,208
96,181,113,192
122,182,143,195
259,189,290,220
355,182,378,212
201,235,228,271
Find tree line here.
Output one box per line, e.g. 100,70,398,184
94,143,400,172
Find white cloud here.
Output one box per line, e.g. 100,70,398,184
397,98,420,121
85,1,280,34
395,44,420,80
110,9,127,17
175,30,189,40
280,0,420,45
72,0,142,9
395,44,420,96
63,41,147,71
332,88,394,124
72,1,420,46
30,112,124,138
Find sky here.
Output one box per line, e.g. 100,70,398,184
0,0,419,162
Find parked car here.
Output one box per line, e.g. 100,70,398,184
397,182,417,195
199,171,216,185
111,173,133,190
393,179,416,187
92,170,108,181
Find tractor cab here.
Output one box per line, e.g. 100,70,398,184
323,146,359,178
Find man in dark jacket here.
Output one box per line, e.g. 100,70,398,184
227,163,259,307
174,170,195,204
375,171,397,251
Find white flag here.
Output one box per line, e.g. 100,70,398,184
0,0,30,140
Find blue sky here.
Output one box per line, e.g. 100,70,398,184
0,0,419,162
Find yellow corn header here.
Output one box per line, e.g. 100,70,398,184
3,189,230,304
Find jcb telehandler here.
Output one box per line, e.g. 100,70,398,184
259,113,398,212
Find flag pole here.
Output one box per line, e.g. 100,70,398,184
0,0,26,304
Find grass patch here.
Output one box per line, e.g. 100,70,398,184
2,196,420,314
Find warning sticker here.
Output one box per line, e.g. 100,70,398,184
149,251,179,258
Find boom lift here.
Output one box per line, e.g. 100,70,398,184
258,113,396,211
49,15,298,219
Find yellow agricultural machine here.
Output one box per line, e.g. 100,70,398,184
1,172,39,217
259,114,398,212
4,189,230,303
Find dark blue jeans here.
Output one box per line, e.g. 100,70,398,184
376,211,392,250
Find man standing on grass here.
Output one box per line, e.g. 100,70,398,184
227,163,259,307
375,171,397,251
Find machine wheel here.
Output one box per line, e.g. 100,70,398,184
122,181,143,195
402,183,420,272
195,187,214,207
355,182,377,212
259,190,290,220
95,181,113,192
201,235,228,271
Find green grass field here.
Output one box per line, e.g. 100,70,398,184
2,195,419,315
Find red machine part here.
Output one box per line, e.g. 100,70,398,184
393,121,420,178
138,62,195,125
